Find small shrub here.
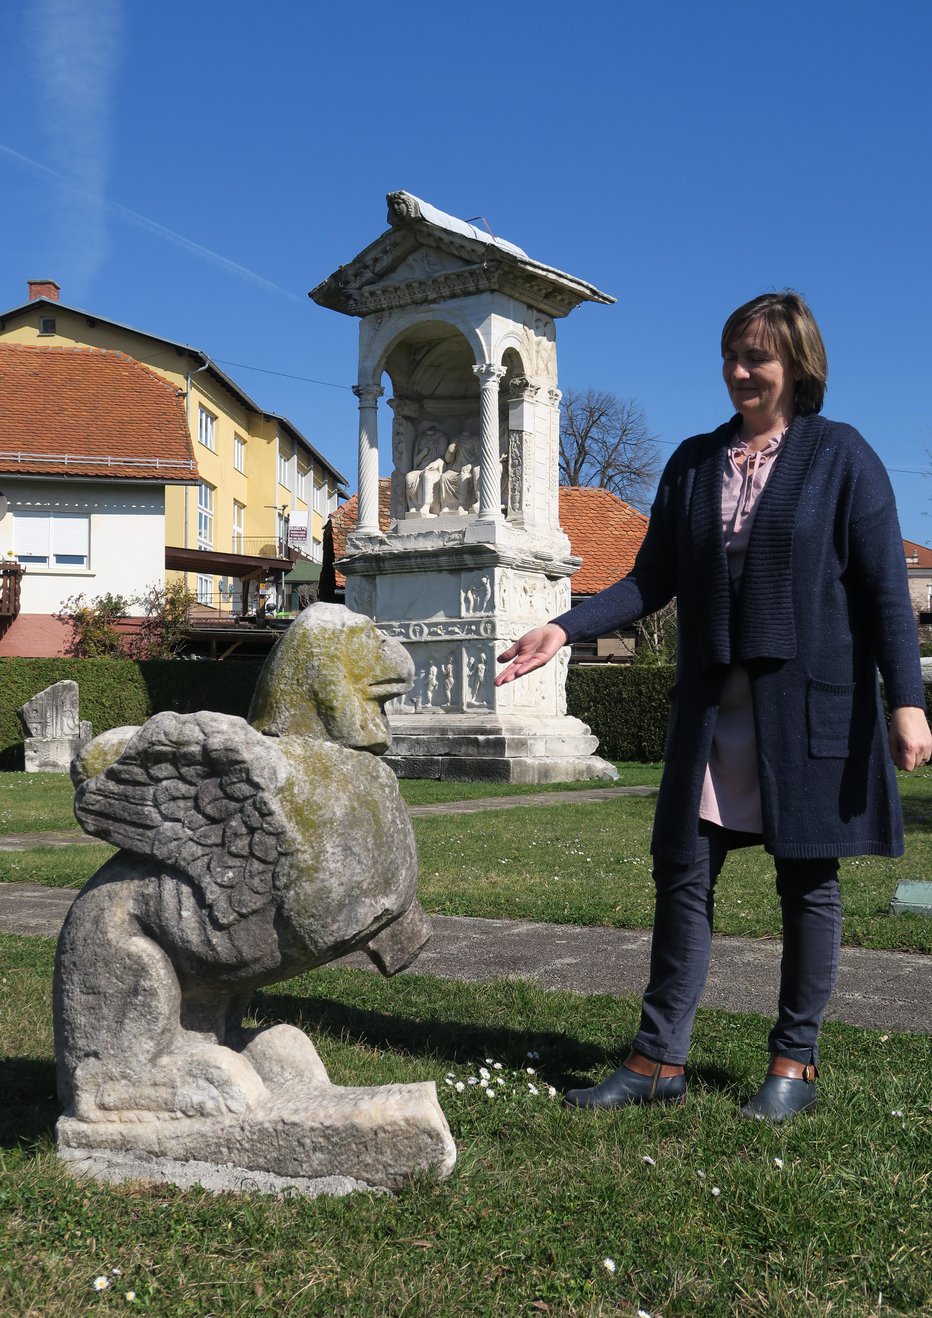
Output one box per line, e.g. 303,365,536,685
54,593,129,658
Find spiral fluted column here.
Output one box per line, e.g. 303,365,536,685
352,384,384,533
472,364,506,522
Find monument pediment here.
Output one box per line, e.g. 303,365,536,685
310,190,614,320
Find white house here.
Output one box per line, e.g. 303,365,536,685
0,343,196,656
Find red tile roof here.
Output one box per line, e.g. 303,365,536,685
327,481,648,594
0,344,196,481
903,538,932,569
329,483,394,586
558,486,649,593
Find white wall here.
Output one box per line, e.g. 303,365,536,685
0,479,166,615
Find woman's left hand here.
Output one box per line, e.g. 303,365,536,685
888,706,932,771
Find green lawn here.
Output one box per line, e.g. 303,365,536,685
2,769,931,953
0,771,80,833
1,932,930,1317
0,764,662,832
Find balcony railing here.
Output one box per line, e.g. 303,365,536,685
0,563,24,617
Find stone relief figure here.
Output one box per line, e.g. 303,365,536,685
404,423,449,514
391,409,416,471
466,651,489,706
404,422,483,517
55,604,454,1191
524,310,557,382
462,574,492,616
347,578,375,619
555,648,570,716
443,655,456,707
424,660,439,708
438,427,481,515
497,571,510,612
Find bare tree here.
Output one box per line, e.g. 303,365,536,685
560,387,660,507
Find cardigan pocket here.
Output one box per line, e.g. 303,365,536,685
807,678,855,757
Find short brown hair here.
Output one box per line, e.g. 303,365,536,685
721,290,828,415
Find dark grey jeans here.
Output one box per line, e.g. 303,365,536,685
632,824,841,1066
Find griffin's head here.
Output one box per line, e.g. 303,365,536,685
248,603,413,753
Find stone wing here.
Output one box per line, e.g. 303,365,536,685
75,711,297,928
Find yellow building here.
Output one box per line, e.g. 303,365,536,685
0,280,346,618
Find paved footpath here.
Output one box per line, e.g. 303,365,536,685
1,785,930,1036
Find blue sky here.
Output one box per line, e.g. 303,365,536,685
2,0,931,537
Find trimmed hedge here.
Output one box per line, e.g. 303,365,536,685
4,656,930,771
0,658,262,769
566,663,674,761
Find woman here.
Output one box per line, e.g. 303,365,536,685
495,291,931,1121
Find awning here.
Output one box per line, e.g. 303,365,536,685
285,557,322,584
165,545,293,580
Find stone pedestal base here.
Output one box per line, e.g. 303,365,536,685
24,729,91,773
386,714,618,783
57,1080,456,1195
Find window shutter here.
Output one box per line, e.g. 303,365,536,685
54,516,90,557
13,513,50,558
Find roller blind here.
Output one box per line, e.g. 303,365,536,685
13,513,50,559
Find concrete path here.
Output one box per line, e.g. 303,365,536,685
2,784,928,1036
3,882,929,1036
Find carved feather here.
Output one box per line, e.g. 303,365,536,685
75,711,294,928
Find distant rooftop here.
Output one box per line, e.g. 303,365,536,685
0,343,196,482
0,284,347,487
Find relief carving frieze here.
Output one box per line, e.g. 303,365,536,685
378,619,496,642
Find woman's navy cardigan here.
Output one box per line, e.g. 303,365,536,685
552,413,925,863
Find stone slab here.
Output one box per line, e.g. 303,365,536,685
23,735,86,773
59,1149,378,1199
889,881,932,918
57,1080,456,1193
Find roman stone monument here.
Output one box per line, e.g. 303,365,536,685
55,604,455,1196
18,680,92,772
311,191,617,783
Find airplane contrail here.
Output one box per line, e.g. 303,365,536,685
0,141,301,303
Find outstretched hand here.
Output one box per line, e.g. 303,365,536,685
494,624,568,686
888,705,932,771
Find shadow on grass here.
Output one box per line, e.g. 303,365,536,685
255,988,605,1082
252,990,743,1098
0,1056,59,1148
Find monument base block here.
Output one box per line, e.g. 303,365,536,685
385,714,618,783
57,1080,456,1196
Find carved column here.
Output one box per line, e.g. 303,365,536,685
506,376,539,526
472,364,507,522
353,385,384,534
547,385,562,532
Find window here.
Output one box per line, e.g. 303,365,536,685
277,439,291,490
198,406,216,451
232,500,245,554
233,434,246,473
277,509,288,556
312,478,323,514
196,574,213,606
39,317,56,335
296,465,307,502
13,512,89,567
327,486,339,514
197,481,214,549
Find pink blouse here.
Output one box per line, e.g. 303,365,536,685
699,432,785,832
